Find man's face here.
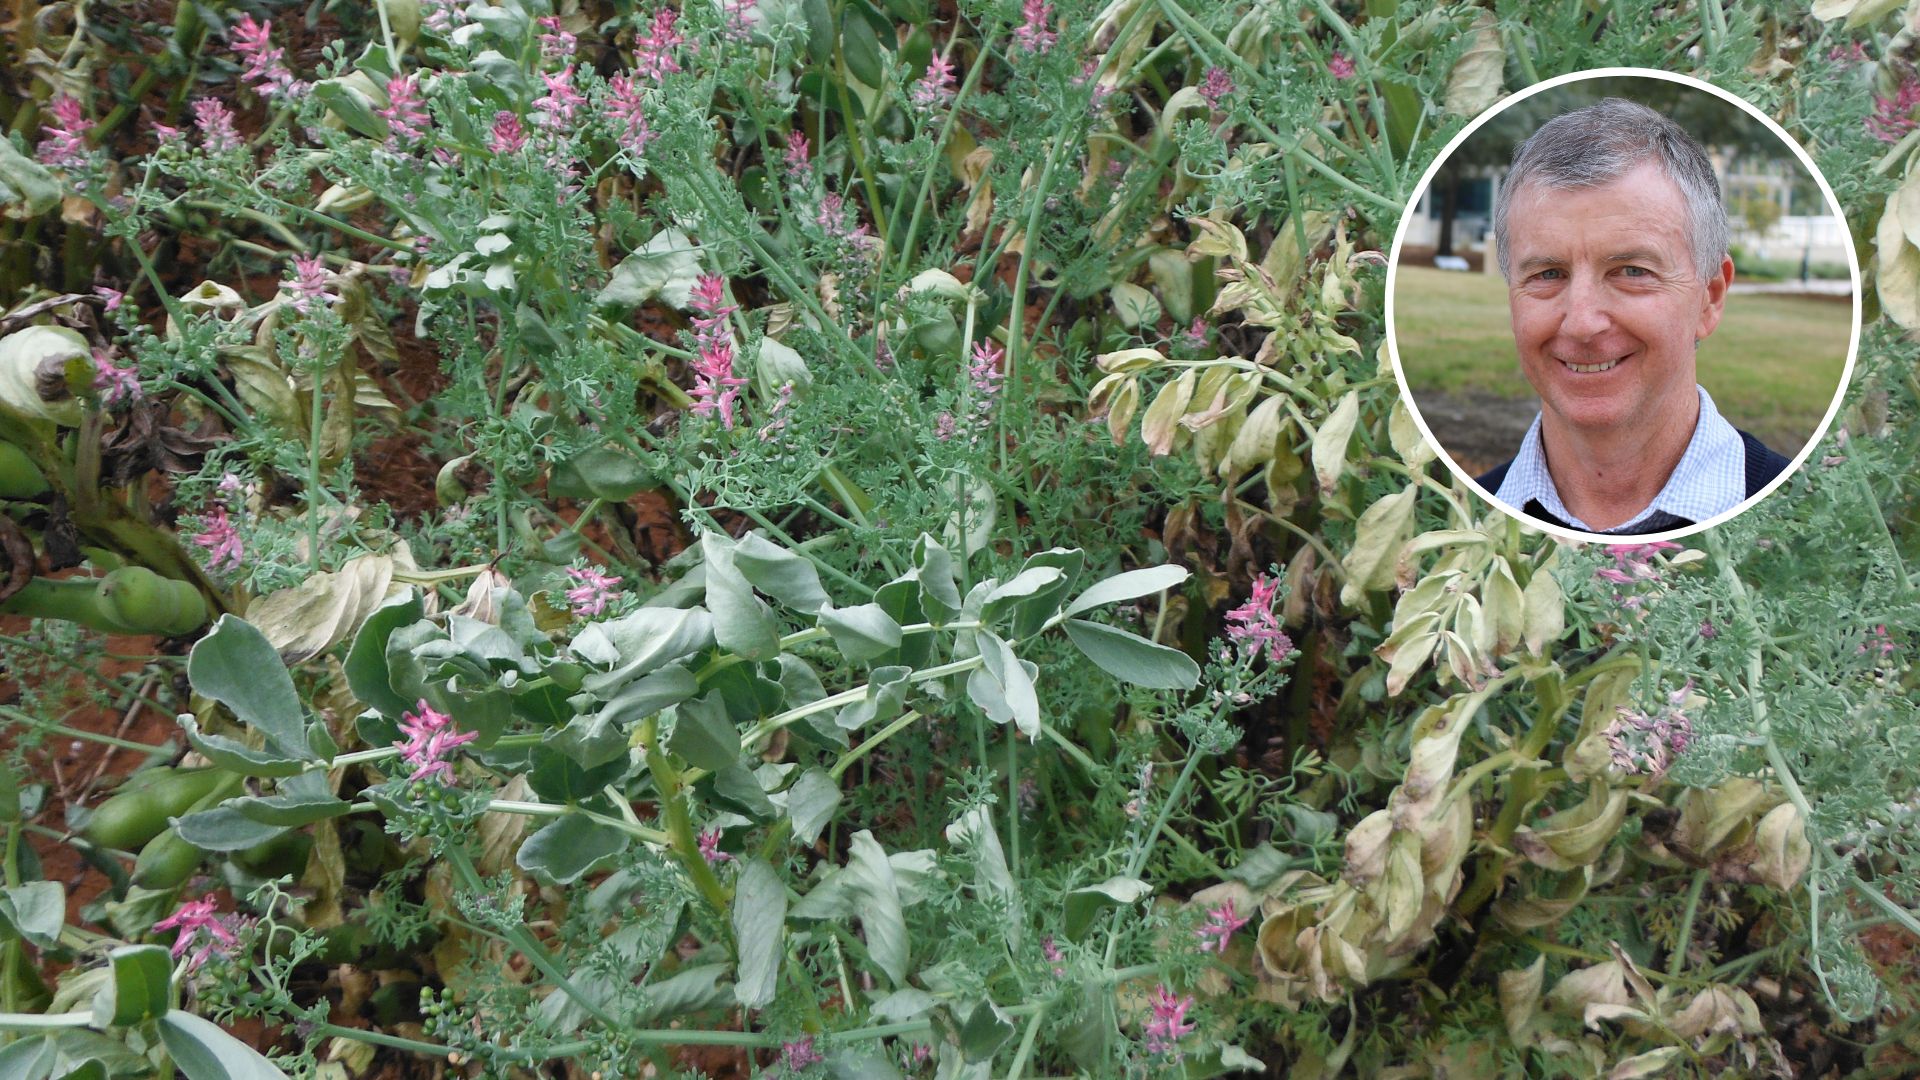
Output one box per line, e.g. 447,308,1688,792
1505,163,1732,440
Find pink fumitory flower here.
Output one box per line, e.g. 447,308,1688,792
968,340,1005,404
93,286,124,312
1327,51,1356,80
1224,573,1292,662
1143,985,1197,1055
286,254,339,313
1013,0,1057,53
783,130,811,177
1069,60,1115,113
608,75,656,156
92,349,141,407
231,16,304,101
192,505,244,572
153,896,241,971
379,74,431,149
564,565,621,617
35,96,94,171
780,1035,825,1073
534,66,588,130
1860,624,1897,658
537,15,579,63
1041,934,1065,976
757,381,797,442
1195,897,1249,954
1603,683,1695,780
1829,42,1870,64
720,0,757,41
1198,66,1234,107
687,274,748,428
393,699,479,785
933,411,957,441
1182,317,1209,349
634,7,684,81
913,54,957,109
192,98,243,152
1869,81,1920,143
490,110,527,154
697,827,734,864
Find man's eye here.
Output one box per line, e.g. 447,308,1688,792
1620,266,1650,277
1533,269,1563,281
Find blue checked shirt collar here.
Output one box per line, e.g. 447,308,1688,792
1492,385,1746,533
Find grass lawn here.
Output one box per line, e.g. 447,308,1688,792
1390,266,1853,454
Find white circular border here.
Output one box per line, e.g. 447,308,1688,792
1383,67,1863,545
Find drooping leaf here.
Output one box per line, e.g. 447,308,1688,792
0,882,65,948
157,1011,291,1080
1063,876,1151,941
172,807,292,853
1063,564,1189,618
187,616,312,760
516,814,630,886
785,768,842,845
733,532,830,615
93,945,171,1028
596,227,702,309
668,693,741,772
576,607,715,696
344,590,426,719
1061,619,1199,690
731,859,786,1010
703,533,782,661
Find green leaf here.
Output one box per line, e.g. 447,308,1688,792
576,607,714,696
709,763,777,820
225,771,349,827
516,814,630,886
311,77,388,140
1062,619,1199,690
0,137,60,222
801,0,835,65
668,693,740,772
818,603,904,662
0,1038,54,1080
344,591,425,720
731,859,786,1009
54,1057,108,1080
172,807,291,853
969,633,1039,739
0,325,89,427
703,534,782,661
0,882,65,949
835,666,910,731
94,945,171,1027
556,665,698,768
1063,876,1151,941
1064,565,1189,618
525,747,627,804
187,616,311,760
733,532,829,615
845,831,909,984
157,1011,291,1080
913,536,962,624
841,10,887,86
980,567,1064,627
549,446,654,501
634,963,733,1022
785,768,841,845
944,807,1019,944
178,721,309,778
596,228,701,309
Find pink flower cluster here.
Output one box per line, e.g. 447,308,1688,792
1198,67,1234,108
191,505,244,573
1013,0,1057,54
688,274,748,429
608,75,655,157
912,54,957,109
490,111,527,154
285,253,339,313
379,74,431,149
1194,897,1249,954
537,15,578,63
1328,52,1356,80
780,1035,824,1073
1041,934,1065,976
783,131,811,180
1870,81,1920,144
633,7,684,81
35,96,94,171
1224,573,1291,663
231,16,304,101
564,565,621,617
1604,683,1694,780
1593,542,1680,618
534,66,588,131
153,896,243,971
92,348,141,408
1143,984,1196,1056
697,827,734,864
394,699,479,785
192,98,244,153
1859,624,1897,659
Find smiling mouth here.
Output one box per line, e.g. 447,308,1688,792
1559,356,1625,373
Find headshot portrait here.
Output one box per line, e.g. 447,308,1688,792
1388,71,1858,539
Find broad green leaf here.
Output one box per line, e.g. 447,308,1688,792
0,325,89,427
703,533,782,661
841,9,886,86
971,633,1039,739
0,882,64,949
1063,565,1189,618
1311,391,1360,495
669,693,741,772
635,963,733,1022
556,665,698,768
596,228,701,309
1006,549,1084,639
187,616,311,760
525,746,628,804
172,807,291,852
1063,876,1151,941
344,590,425,720
835,666,911,731
549,446,654,500
1062,619,1199,690
0,137,60,222
733,532,829,615
576,607,715,696
818,603,904,663
913,536,962,623
178,721,309,778
732,859,785,1010
846,831,908,984
224,771,349,827
94,945,171,1027
0,1038,55,1080
945,808,1020,946
710,763,778,820
157,1011,291,1080
958,999,1015,1062
516,814,630,886
785,768,842,845
311,76,387,139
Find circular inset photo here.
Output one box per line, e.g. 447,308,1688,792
1386,68,1859,541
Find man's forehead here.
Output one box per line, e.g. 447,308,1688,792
1505,170,1691,255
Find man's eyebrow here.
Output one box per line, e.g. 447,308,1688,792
1514,255,1562,274
1604,250,1671,265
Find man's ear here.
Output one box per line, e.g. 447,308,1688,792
1694,255,1734,340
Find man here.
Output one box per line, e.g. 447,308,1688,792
1474,98,1789,535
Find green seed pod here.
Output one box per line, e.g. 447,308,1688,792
83,767,229,851
0,760,18,824
0,577,124,634
97,567,209,637
0,441,49,499
131,825,203,890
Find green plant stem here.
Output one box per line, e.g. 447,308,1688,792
641,716,733,915
1669,868,1709,978
484,799,672,846
0,707,175,756
733,656,982,756
0,638,175,714
886,19,1007,287
830,709,924,781
306,362,326,574
1004,1002,1049,1080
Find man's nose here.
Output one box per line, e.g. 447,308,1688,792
1557,274,1613,340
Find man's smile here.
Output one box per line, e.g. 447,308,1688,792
1557,353,1630,374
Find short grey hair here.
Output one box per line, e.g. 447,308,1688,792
1492,97,1728,283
